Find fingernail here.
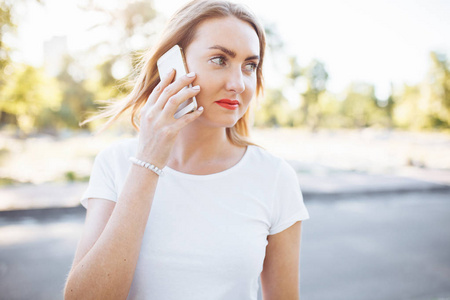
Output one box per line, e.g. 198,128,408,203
186,72,196,78
198,106,204,111
192,85,200,90
166,68,174,76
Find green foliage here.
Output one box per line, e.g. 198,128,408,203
341,82,384,128
54,56,97,129
296,59,329,129
0,0,159,134
391,52,450,130
64,170,89,183
424,52,450,128
1,0,448,134
1,0,44,90
0,64,62,134
90,57,133,101
254,50,450,131
255,89,293,127
0,0,15,90
0,176,24,186
393,84,423,129
313,92,342,128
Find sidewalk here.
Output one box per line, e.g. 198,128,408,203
287,160,450,195
0,182,87,212
1,163,449,213
296,167,450,198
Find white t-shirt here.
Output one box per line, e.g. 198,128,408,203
81,138,309,300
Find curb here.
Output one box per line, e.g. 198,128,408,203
0,204,85,218
302,184,450,200
1,182,449,217
297,170,450,200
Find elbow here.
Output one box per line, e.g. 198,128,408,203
63,272,129,300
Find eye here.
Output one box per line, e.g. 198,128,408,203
243,62,258,73
210,56,227,66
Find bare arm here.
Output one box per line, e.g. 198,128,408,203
64,70,203,299
64,167,159,300
261,221,302,300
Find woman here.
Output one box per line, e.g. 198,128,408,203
64,0,309,299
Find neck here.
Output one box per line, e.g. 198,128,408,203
168,122,234,168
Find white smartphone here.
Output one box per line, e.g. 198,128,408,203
157,45,198,119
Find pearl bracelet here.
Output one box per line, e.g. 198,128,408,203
129,157,164,176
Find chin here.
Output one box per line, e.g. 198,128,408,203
198,113,240,129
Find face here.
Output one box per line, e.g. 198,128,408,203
184,16,260,128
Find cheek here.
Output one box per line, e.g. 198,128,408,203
185,56,204,80
243,77,257,100
191,76,218,106
194,71,223,94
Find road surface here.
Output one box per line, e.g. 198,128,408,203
0,190,449,300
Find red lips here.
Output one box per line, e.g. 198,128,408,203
215,99,239,110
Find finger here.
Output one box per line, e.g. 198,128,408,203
143,69,175,111
154,72,196,110
162,85,201,117
172,106,204,131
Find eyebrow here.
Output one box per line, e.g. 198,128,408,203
208,45,260,61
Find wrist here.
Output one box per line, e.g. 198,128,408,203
129,157,165,176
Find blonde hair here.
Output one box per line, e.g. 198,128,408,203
83,0,266,147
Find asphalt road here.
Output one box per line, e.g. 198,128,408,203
0,190,449,300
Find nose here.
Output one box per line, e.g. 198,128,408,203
225,67,245,94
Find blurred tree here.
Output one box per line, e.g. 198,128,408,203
79,0,158,42
0,0,15,89
73,0,159,127
296,59,328,130
381,83,395,128
284,56,303,127
254,88,293,127
0,64,61,135
78,0,158,92
253,22,293,128
393,84,422,129
263,21,285,53
262,20,286,77
341,82,386,128
314,91,342,128
0,0,44,128
53,55,96,129
423,51,450,128
393,52,450,130
1,0,45,83
287,55,302,80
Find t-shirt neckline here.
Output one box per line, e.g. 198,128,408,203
163,145,254,180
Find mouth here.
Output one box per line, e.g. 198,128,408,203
215,99,240,110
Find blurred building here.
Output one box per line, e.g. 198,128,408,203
43,36,68,77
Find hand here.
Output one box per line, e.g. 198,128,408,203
136,69,203,168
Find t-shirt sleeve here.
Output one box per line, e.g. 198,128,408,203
80,148,118,209
269,160,309,235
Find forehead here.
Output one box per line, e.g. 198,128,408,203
189,16,260,56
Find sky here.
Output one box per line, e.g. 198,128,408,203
9,0,450,100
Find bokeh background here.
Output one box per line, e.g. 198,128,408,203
0,0,449,299
1,0,449,186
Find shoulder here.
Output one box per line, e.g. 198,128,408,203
96,137,138,161
93,137,138,173
246,145,295,176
